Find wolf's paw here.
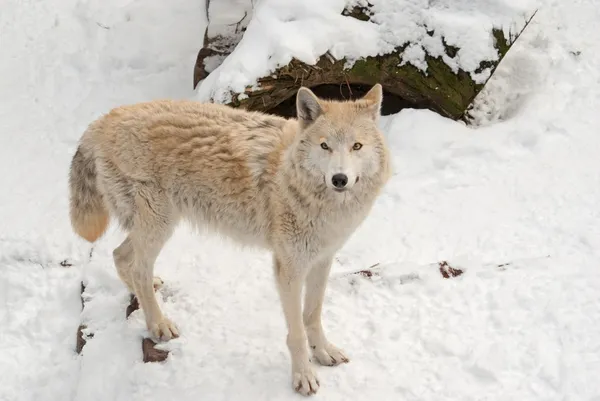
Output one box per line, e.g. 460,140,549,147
292,366,320,396
312,343,349,366
149,317,179,341
152,276,164,291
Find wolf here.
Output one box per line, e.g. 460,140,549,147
68,84,391,395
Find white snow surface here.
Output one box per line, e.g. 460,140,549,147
2,0,600,400
195,0,537,104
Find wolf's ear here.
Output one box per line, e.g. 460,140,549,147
296,87,323,128
361,83,383,121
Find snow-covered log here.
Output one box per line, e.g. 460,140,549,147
194,0,536,121
193,0,255,86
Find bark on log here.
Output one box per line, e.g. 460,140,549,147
193,0,253,87
194,3,535,121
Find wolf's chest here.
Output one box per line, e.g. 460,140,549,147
296,209,366,257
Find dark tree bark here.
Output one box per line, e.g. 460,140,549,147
193,0,253,87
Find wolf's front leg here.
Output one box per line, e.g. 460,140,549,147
303,256,349,366
273,254,319,396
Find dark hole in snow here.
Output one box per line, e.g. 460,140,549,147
264,83,421,118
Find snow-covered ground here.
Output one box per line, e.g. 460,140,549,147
2,0,600,400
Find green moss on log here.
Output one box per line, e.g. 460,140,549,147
492,29,511,60
231,30,508,120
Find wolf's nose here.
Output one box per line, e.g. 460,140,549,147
332,174,348,188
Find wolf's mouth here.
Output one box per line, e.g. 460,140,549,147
333,188,348,193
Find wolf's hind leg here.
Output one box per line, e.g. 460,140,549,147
128,186,179,341
113,236,135,293
303,256,349,366
114,236,164,293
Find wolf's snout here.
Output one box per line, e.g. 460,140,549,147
332,174,348,189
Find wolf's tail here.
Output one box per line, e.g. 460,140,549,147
69,144,109,242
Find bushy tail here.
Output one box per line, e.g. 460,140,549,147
69,145,109,242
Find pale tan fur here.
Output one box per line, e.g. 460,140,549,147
72,211,109,242
68,84,391,395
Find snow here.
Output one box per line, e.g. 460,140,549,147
2,0,600,400
195,0,537,104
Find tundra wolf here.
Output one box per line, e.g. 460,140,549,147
68,84,391,395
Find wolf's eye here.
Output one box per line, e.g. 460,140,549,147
320,142,329,150
352,142,363,151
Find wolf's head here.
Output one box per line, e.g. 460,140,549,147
291,84,390,195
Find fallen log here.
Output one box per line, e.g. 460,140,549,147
194,0,537,121
193,0,254,87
